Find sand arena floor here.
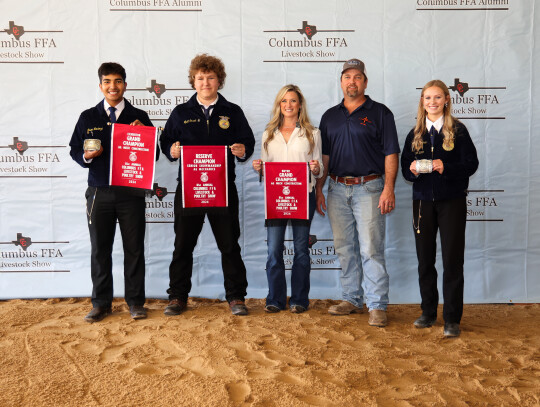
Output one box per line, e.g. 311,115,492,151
0,298,538,406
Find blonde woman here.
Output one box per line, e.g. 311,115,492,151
253,84,322,313
401,80,478,337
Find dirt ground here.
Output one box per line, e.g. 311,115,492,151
0,298,538,407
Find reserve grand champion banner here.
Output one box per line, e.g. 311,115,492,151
264,162,309,220
109,123,158,190
0,0,539,303
181,145,228,208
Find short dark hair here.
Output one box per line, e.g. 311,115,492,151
98,62,126,82
188,54,226,89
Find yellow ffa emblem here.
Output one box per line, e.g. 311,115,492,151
443,140,455,151
219,116,230,129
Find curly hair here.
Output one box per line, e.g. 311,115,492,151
188,54,226,89
412,80,456,153
264,84,316,154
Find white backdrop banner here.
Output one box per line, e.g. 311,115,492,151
1,0,538,303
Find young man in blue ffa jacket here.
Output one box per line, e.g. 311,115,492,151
70,62,158,322
160,54,255,316
315,59,400,327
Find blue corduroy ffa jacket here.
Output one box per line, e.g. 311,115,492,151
401,121,479,201
159,92,255,183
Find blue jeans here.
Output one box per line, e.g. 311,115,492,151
327,177,389,311
265,192,315,309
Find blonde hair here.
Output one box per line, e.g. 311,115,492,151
264,84,315,154
412,80,456,153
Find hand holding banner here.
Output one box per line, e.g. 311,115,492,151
109,123,158,190
264,162,309,220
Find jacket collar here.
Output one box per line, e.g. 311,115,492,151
187,92,231,109
96,98,134,119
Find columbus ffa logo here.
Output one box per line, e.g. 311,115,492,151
9,137,29,155
298,21,318,40
417,78,506,119
1,20,63,64
151,183,168,201
4,21,25,40
219,116,230,129
12,233,32,251
264,20,354,62
449,78,469,96
147,79,166,98
128,79,191,123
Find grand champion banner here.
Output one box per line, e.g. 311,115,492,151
264,162,309,220
181,145,228,208
109,123,158,190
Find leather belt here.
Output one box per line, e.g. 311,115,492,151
330,174,381,185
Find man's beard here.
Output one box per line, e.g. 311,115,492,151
346,88,358,98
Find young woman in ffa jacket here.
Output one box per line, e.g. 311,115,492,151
401,80,479,337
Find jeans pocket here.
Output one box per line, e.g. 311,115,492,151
328,178,335,193
364,177,384,193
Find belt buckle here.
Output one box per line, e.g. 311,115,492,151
343,176,356,185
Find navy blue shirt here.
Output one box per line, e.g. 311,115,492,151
320,96,400,176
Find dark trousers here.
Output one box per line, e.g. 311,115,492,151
86,187,146,308
413,197,466,324
167,183,248,303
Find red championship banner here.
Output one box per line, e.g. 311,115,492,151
264,162,309,220
181,145,228,208
109,123,158,189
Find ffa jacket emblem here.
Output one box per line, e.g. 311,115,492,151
129,152,137,162
443,140,455,151
219,116,230,129
200,172,209,182
282,186,290,196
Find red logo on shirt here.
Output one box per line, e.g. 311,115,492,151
360,116,372,126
